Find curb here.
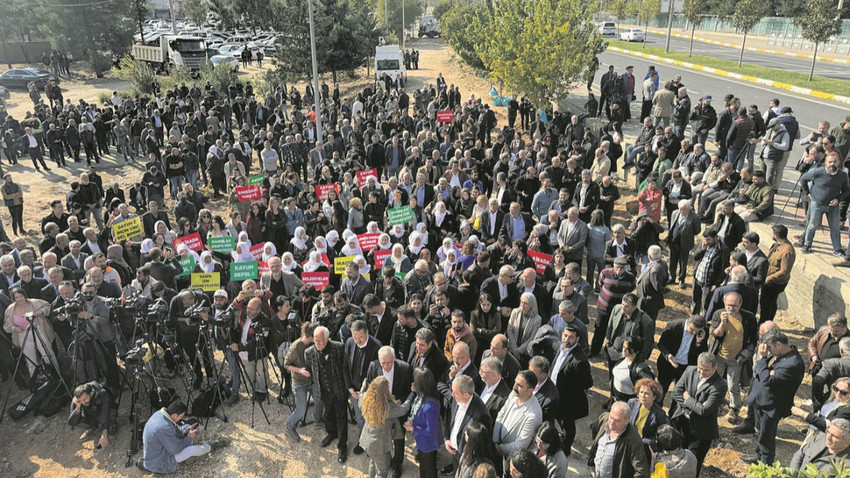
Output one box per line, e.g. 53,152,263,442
607,46,850,105
638,27,850,65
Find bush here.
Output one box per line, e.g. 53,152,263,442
199,62,237,98
90,53,113,78
160,65,195,93
255,68,287,103
113,57,156,95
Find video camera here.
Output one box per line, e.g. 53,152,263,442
121,339,148,366
142,299,169,324
211,305,235,329
184,303,211,325
61,294,86,318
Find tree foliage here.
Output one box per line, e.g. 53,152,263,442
440,3,491,72
732,0,769,31
479,0,604,107
432,0,453,21
610,0,632,30
376,0,424,43
636,0,661,26
682,0,706,27
184,0,210,27
794,0,843,44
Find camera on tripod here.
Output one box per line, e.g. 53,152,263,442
184,303,211,326
62,295,86,317
142,300,169,324
211,306,235,329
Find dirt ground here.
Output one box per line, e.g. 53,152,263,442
0,38,811,477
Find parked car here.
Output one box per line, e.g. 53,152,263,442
0,85,9,98
209,55,240,72
0,68,56,90
598,22,617,36
620,28,645,42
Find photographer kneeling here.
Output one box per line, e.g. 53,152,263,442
140,400,226,473
68,381,118,449
231,297,276,402
169,289,213,389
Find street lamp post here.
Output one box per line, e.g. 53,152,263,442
307,0,322,140
664,0,674,52
402,0,406,49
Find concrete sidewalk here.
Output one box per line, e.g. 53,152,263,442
620,24,850,65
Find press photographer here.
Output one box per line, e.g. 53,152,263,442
272,295,301,398
68,381,118,449
168,289,213,389
230,297,276,402
63,282,118,391
208,289,240,405
139,400,228,474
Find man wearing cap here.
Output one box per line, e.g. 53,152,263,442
690,95,717,149
759,118,790,190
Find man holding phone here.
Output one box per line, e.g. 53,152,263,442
140,400,227,473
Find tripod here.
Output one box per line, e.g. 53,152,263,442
196,322,229,426
0,315,73,424
123,359,151,467
233,338,271,428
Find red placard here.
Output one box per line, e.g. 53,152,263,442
258,261,269,277
249,243,265,260
235,185,262,201
304,253,332,268
437,110,453,123
302,271,330,288
373,249,392,269
356,168,378,185
527,250,552,275
173,232,203,252
316,183,340,201
357,233,381,252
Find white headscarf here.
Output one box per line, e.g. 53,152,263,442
237,231,251,250
177,243,200,264
416,222,429,245
326,230,340,248
442,249,458,277
434,201,449,225
303,250,325,272
262,242,278,263
232,241,255,262
199,251,217,273
281,252,296,271
407,231,424,255
377,233,392,251
140,238,154,254
290,226,309,250
390,243,407,268
390,224,405,239
438,237,457,262
313,237,328,255
342,236,363,257
354,254,370,274
367,221,380,234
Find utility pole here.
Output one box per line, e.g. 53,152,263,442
665,0,674,52
136,0,146,43
169,0,178,35
307,0,322,141
402,0,406,49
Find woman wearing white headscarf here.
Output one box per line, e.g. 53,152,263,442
458,219,473,244
341,235,363,257
428,201,454,241
325,230,341,255
237,231,252,250
366,221,381,235
354,255,371,275
415,222,429,248
507,292,541,352
388,224,406,245
155,220,176,247
407,231,424,261
289,226,310,263
383,243,412,273
440,248,459,281
198,251,222,274
281,251,303,277
367,233,392,269
140,238,155,265
261,242,278,263
176,243,200,264
437,237,459,263
231,241,255,262
303,250,330,273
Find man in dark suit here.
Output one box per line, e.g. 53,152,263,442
663,170,693,224
656,316,708,398
410,174,435,209
712,200,747,249
10,265,48,299
691,228,730,315
604,225,638,272
479,198,505,245
438,342,482,405
304,326,351,463
668,200,702,288
364,345,412,476
362,294,396,346
572,169,600,223
365,134,386,180
529,355,559,423
500,202,533,242
61,241,89,282
636,244,669,321
704,265,758,319
441,374,491,475
343,320,381,455
740,329,805,466
407,328,448,385
480,266,520,324
477,356,511,423
552,324,592,455
145,248,183,290
340,262,371,307
141,200,171,238
557,207,588,266
481,334,521,388
40,266,67,303
741,231,769,290
0,255,19,297
671,352,728,475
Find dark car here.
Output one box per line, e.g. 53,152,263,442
0,68,57,90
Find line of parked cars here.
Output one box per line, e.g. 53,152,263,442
597,21,646,42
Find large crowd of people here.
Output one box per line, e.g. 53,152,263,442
0,50,849,478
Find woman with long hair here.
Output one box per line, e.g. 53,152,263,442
3,288,55,377
265,196,287,252
359,376,413,478
470,293,501,364
792,376,850,433
456,421,500,478
246,201,266,246
535,422,568,478
195,209,213,244
404,367,442,478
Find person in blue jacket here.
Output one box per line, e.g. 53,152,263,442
404,367,443,478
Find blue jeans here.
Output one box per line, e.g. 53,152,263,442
804,202,842,251
169,176,183,200
351,395,365,434
625,145,645,165
225,348,241,396
185,169,198,190
727,147,741,170
286,383,310,430
586,254,605,286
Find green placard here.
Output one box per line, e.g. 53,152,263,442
388,205,414,225
395,272,407,281
248,173,265,186
177,256,195,277
230,261,259,281
208,236,235,253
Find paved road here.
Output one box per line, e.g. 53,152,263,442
597,48,848,199
626,32,849,81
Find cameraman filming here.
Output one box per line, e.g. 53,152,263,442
48,282,77,352
69,381,118,449
272,295,301,399
208,289,241,405
78,282,119,391
230,297,276,402
169,289,213,389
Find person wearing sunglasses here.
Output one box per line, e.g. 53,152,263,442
792,376,850,434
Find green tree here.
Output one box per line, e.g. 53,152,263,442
732,0,769,66
610,0,631,34
432,0,453,20
636,0,661,47
184,0,210,27
481,0,604,108
682,0,706,56
794,0,843,80
440,3,491,72
376,0,424,45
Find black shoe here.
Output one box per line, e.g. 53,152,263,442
320,434,336,448
740,455,760,465
281,383,292,398
253,391,267,402
393,466,402,478
284,427,301,443
44,167,50,171
679,281,688,288
732,424,755,435
835,249,847,257
801,246,812,254
337,449,348,463
441,464,455,474
136,460,148,472
352,444,364,455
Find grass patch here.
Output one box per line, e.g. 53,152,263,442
607,39,850,98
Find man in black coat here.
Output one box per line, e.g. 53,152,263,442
656,316,708,398
477,356,511,423
438,342,483,406
552,324,592,455
480,266,520,324
704,265,759,319
635,244,669,321
362,345,412,471
305,326,351,463
572,170,600,224
499,202,533,242
529,355,559,423
691,228,729,315
671,352,728,475
144,248,183,290
478,198,505,245
362,294,396,346
712,200,747,250
662,171,693,225
740,329,805,466
741,232,769,289
441,374,491,475
407,328,448,385
10,265,47,299
344,320,381,451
